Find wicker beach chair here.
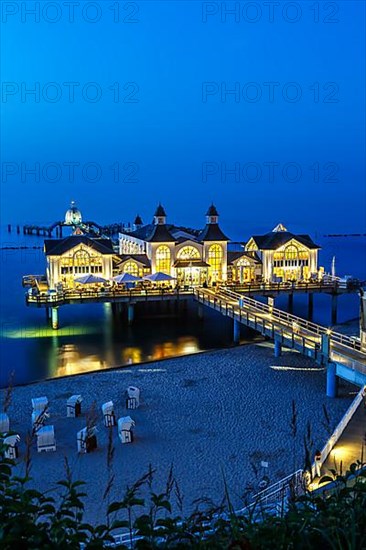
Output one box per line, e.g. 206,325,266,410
67,395,83,418
32,409,50,432
32,396,49,412
118,416,135,444
0,412,10,434
126,386,140,410
77,426,98,453
3,434,20,459
102,401,116,427
36,425,56,452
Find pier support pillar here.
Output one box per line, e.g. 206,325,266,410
198,303,204,320
308,293,314,321
45,307,50,322
331,294,338,325
274,339,282,357
233,319,240,345
288,293,294,314
51,307,59,330
326,363,338,398
128,304,135,326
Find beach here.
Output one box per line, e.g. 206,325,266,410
5,342,355,525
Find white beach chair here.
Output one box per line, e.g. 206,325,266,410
77,426,98,453
0,412,10,434
126,386,140,409
102,401,116,427
32,409,50,432
4,434,20,459
118,416,135,444
67,395,82,418
36,425,56,452
32,396,49,412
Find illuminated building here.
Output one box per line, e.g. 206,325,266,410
245,223,321,282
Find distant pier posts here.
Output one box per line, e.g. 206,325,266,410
331,294,338,325
326,362,338,398
128,304,135,326
51,307,59,330
274,338,282,357
288,293,294,314
308,293,314,321
233,319,240,345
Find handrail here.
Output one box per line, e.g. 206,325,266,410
194,289,366,359
213,288,365,354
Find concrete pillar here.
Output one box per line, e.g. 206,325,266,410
308,293,314,321
233,319,240,344
326,363,338,398
274,339,282,357
320,333,331,365
288,293,294,314
128,304,134,326
198,303,204,320
51,307,59,330
331,294,338,325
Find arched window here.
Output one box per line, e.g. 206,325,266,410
285,245,298,260
155,246,171,273
236,258,250,267
208,244,222,279
123,261,139,277
177,246,200,260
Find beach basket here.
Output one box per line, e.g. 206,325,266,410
3,434,20,459
36,425,56,453
67,395,83,418
118,416,135,444
126,386,140,409
102,401,116,427
0,412,10,434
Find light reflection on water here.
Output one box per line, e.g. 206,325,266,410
0,229,364,387
53,336,200,379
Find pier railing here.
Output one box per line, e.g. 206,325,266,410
227,279,358,294
26,287,194,306
195,288,365,355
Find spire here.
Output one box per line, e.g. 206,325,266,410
206,203,219,224
154,203,167,225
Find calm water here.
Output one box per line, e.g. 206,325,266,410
0,227,365,388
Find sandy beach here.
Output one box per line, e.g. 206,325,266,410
4,342,355,525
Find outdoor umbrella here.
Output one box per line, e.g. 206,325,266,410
113,273,142,284
74,274,108,284
143,272,176,282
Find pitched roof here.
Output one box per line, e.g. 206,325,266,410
227,251,262,265
250,232,320,250
117,254,151,267
44,236,114,256
134,214,143,225
198,223,230,242
145,224,176,243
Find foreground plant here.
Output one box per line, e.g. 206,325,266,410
0,439,365,549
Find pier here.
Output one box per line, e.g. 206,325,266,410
194,287,366,394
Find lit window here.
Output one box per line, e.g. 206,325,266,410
123,261,139,276
208,244,222,279
177,246,200,260
156,246,171,273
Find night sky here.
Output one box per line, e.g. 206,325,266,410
1,0,365,240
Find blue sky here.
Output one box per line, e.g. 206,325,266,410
1,0,365,239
